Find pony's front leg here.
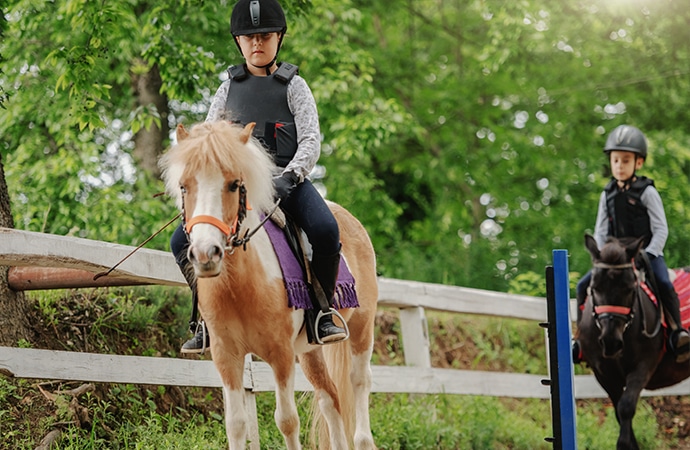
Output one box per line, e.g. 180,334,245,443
215,356,252,450
222,385,251,449
271,358,302,450
616,375,649,450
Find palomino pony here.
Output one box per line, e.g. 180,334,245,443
576,234,690,450
159,121,378,450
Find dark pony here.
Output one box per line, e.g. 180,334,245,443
576,234,690,449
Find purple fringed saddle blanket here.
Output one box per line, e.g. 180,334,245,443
263,218,359,310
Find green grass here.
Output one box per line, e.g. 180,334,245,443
0,286,680,449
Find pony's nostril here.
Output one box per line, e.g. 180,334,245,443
187,247,197,264
208,245,223,261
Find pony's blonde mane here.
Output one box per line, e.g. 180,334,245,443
159,121,276,215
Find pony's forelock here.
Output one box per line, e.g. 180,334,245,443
159,121,277,214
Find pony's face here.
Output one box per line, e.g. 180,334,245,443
590,268,636,358
585,234,644,359
159,121,277,277
180,166,246,277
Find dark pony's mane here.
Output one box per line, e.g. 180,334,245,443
600,238,629,265
596,237,636,283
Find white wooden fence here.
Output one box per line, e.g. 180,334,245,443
2,227,690,432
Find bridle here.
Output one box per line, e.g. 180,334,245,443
590,260,637,332
181,179,280,254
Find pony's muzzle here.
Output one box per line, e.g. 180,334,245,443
599,336,624,359
187,243,224,277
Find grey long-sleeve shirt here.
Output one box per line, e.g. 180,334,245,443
593,184,668,257
205,74,321,182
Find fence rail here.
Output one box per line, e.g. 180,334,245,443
2,227,690,402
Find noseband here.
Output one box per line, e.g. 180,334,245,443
181,180,280,253
591,261,636,331
181,180,248,252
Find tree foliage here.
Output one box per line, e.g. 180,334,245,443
2,0,690,292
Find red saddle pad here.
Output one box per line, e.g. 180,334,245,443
673,269,690,329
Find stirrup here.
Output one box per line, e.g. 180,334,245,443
181,321,210,355
315,309,350,345
672,330,690,363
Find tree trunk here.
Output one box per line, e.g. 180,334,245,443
0,152,34,347
131,61,170,179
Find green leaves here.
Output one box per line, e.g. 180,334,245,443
3,0,690,290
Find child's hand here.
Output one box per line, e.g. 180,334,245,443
273,171,299,202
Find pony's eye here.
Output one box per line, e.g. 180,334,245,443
228,180,240,192
180,186,187,195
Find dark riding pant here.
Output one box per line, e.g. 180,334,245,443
649,255,683,328
576,271,592,324
278,179,340,257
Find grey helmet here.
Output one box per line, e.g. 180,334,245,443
603,125,648,159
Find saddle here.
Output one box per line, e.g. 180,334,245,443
264,209,359,343
636,251,660,301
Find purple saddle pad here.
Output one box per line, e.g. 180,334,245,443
263,218,359,310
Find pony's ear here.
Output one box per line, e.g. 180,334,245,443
176,124,189,141
585,234,600,260
240,122,256,144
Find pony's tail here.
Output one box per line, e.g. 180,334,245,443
308,340,354,450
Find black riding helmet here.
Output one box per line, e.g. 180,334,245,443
603,125,648,159
231,0,287,74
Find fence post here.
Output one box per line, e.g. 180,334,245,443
543,250,577,450
399,306,431,368
244,354,261,450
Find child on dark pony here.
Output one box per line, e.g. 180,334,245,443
573,125,690,364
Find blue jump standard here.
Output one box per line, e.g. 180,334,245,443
542,249,577,450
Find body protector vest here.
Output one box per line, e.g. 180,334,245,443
225,62,299,167
605,176,654,246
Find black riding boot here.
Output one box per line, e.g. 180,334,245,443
177,260,210,354
572,288,587,364
308,250,348,344
661,287,690,363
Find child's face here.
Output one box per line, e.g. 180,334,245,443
609,150,644,182
236,32,281,75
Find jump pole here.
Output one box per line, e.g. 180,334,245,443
542,249,577,449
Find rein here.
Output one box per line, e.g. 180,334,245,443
229,200,281,251
93,212,183,280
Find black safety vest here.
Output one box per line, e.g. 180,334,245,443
225,62,299,167
604,176,654,246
